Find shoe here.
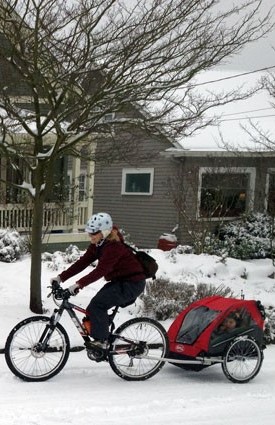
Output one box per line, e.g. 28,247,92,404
82,317,91,334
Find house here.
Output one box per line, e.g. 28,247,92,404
0,97,94,251
1,7,179,252
92,71,275,248
1,15,275,253
92,129,181,248
0,15,180,251
0,140,95,251
92,128,275,249
0,23,97,251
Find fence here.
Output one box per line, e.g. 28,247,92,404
0,202,88,232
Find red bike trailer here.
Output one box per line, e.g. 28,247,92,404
166,295,266,383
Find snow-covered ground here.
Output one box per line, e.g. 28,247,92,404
1,249,275,425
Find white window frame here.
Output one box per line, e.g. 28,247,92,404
103,112,116,122
121,168,154,195
197,167,256,220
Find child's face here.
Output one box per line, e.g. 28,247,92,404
223,317,236,330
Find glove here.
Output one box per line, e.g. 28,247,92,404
50,276,61,285
68,283,80,295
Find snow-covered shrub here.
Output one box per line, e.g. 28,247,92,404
141,278,234,320
42,244,82,271
175,245,194,254
0,228,26,262
264,306,275,344
205,213,275,260
63,244,82,263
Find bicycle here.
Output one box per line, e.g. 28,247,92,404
4,281,169,382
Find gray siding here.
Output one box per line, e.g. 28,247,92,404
94,129,275,248
93,136,178,248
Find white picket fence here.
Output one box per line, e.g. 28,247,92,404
0,202,88,232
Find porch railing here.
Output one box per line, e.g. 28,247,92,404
0,202,88,233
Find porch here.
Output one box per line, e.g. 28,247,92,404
0,201,92,252
0,152,95,251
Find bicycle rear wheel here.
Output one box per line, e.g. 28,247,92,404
5,316,70,382
108,317,169,381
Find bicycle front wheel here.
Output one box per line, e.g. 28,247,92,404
108,317,169,381
5,316,70,382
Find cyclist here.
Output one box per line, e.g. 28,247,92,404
51,212,146,349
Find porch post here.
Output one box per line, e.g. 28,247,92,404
71,156,81,233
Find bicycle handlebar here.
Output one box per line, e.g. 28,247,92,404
47,281,71,301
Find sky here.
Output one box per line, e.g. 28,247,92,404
0,249,275,425
219,0,275,71
123,0,275,71
175,0,275,150
176,68,275,151
63,0,275,72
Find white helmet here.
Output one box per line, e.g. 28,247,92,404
85,212,113,235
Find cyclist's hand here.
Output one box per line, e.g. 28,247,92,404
50,276,61,285
68,283,80,296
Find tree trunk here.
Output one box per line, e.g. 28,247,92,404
29,192,44,314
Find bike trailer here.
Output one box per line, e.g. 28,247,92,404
167,295,265,367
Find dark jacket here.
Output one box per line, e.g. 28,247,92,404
59,240,145,288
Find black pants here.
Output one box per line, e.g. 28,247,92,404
86,279,146,341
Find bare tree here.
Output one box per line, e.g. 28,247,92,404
167,164,231,253
0,0,273,312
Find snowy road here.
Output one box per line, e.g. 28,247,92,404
1,253,275,425
1,345,275,425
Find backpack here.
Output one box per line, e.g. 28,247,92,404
124,243,158,279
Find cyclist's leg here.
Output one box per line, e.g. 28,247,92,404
86,282,116,340
86,280,145,341
119,279,146,302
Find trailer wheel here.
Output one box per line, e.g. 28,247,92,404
222,336,263,383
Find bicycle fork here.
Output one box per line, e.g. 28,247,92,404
34,308,65,352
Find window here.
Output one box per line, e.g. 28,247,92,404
198,167,255,219
78,174,86,201
48,157,70,202
210,307,256,347
121,168,154,195
66,171,87,202
6,157,29,203
177,306,220,344
103,112,115,122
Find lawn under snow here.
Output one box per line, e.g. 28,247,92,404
1,249,275,425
